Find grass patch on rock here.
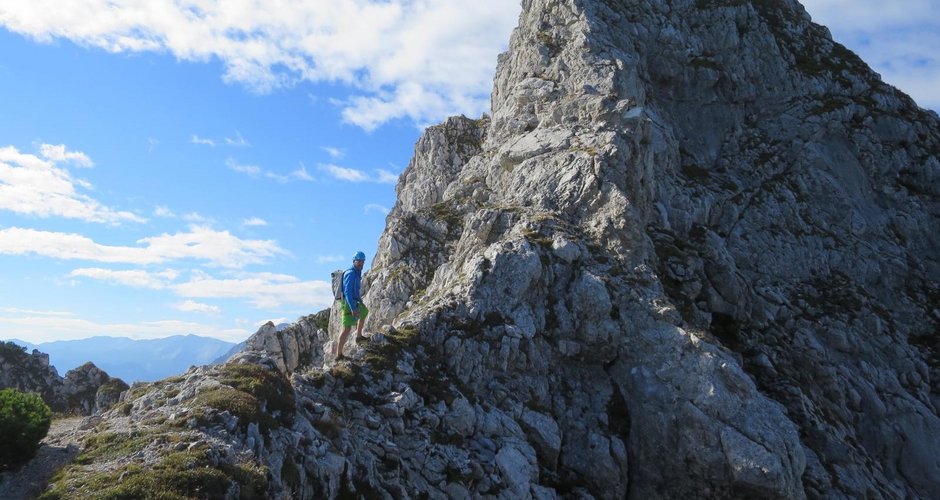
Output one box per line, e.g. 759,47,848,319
361,327,420,372
40,447,267,500
192,363,296,435
74,431,152,464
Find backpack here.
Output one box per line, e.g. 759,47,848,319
331,269,345,301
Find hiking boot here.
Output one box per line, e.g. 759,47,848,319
335,353,348,361
355,333,369,343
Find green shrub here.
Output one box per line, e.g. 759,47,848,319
0,387,52,470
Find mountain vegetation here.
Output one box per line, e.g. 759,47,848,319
0,388,52,471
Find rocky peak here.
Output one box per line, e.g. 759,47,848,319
0,341,128,415
228,313,330,373
363,0,939,497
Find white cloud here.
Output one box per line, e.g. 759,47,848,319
225,131,250,147
226,158,261,176
0,307,73,317
802,0,940,109
0,1,519,130
229,158,313,183
0,144,145,224
183,212,214,224
175,300,222,315
321,147,345,160
172,272,333,310
364,204,390,216
320,163,368,182
0,225,286,268
291,164,314,182
63,265,329,311
190,135,216,147
243,217,268,227
39,143,93,167
319,163,398,184
68,267,180,289
375,169,399,184
154,205,175,218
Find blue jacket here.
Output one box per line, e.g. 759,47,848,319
343,266,362,312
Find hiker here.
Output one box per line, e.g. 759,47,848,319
334,251,368,360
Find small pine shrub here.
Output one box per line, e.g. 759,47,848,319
0,387,52,470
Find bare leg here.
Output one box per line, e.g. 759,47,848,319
356,317,366,338
336,325,352,358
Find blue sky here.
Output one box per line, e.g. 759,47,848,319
0,1,937,344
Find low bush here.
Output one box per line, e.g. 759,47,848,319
0,387,52,470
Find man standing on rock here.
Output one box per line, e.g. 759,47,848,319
335,251,368,360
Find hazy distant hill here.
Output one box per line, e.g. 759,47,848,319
210,340,246,364
8,335,237,383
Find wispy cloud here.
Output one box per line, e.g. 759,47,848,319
183,212,215,224
229,158,314,183
190,135,216,147
364,204,390,215
375,169,399,184
226,158,261,176
172,272,333,310
292,164,315,182
0,1,519,130
68,268,180,289
175,300,222,315
65,265,330,311
225,131,250,147
0,307,73,317
154,205,175,218
319,163,398,184
39,143,93,167
0,225,286,268
321,146,345,160
243,217,268,227
0,144,145,224
320,163,368,182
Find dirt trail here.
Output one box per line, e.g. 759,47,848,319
0,417,85,500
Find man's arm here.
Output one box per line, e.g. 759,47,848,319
343,270,358,314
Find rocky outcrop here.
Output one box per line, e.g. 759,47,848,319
0,341,64,409
362,0,940,497
0,341,128,415
37,0,940,498
229,313,330,373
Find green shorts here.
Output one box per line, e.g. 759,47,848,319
340,300,368,327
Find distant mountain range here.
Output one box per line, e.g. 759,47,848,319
7,335,238,383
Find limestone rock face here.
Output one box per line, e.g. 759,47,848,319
0,341,65,409
0,341,128,415
229,314,330,373
361,0,940,497
64,362,129,415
